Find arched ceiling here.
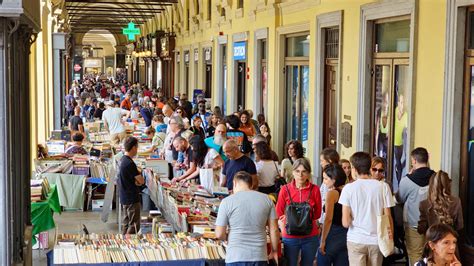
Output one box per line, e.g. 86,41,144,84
63,0,177,37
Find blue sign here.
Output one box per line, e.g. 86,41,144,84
233,42,246,60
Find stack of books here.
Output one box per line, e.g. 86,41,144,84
88,132,110,143
53,233,226,264
30,179,50,202
72,155,90,176
89,160,111,180
35,159,73,174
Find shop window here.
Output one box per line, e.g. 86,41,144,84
462,9,474,245
286,35,310,57
186,9,190,30
285,33,310,150
325,27,339,59
220,6,226,17
237,0,243,9
375,19,410,53
196,0,200,15
207,0,212,21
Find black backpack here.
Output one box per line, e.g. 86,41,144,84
284,184,314,236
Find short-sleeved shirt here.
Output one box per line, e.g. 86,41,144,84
203,148,219,167
222,155,257,190
204,137,227,161
281,158,294,183
255,160,279,187
215,190,276,263
338,179,395,245
65,95,75,111
69,116,83,131
140,108,153,127
118,155,141,205
155,124,167,134
65,145,87,155
102,107,127,134
93,108,104,119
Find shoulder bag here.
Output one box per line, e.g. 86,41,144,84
377,181,394,257
284,184,313,236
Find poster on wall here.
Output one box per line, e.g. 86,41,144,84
302,66,309,149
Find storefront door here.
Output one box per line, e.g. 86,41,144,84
237,61,246,111
285,63,310,150
205,64,212,98
371,58,409,191
462,57,474,244
324,60,338,149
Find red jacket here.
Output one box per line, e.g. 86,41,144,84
276,180,322,238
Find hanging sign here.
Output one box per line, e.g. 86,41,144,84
194,49,199,62
184,51,190,63
204,47,212,61
73,64,81,72
123,22,141,41
233,41,246,60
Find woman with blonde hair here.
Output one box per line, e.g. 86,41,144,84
418,170,463,235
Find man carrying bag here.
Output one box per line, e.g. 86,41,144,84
339,152,394,265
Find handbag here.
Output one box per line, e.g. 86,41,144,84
273,162,286,196
284,184,313,236
199,168,215,193
377,181,394,257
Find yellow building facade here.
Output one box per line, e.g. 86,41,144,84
20,0,474,261
138,0,446,177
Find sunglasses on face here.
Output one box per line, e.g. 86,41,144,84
372,168,385,173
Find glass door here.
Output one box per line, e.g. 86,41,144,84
237,61,246,111
372,58,409,191
286,63,310,151
205,64,212,98
461,57,474,243
261,61,267,117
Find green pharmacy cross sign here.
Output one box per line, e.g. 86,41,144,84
123,22,140,41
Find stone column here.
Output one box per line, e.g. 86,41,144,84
0,17,36,264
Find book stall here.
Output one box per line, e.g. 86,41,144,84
44,119,280,265
31,179,61,246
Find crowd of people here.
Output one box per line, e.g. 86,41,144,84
65,77,463,266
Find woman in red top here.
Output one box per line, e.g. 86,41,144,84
276,158,322,266
238,111,256,139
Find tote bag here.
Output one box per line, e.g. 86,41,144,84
377,181,394,257
199,168,214,193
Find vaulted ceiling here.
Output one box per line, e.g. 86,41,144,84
63,0,177,34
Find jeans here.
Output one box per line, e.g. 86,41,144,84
226,262,268,266
317,225,349,266
283,235,319,266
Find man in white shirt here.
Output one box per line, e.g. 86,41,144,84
339,152,394,266
102,100,130,145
